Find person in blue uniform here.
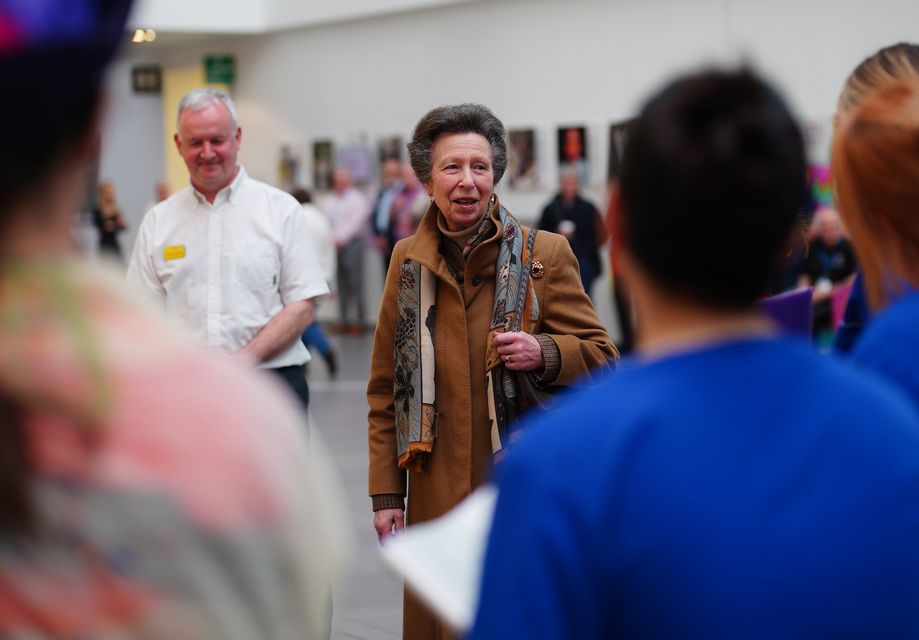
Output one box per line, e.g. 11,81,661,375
832,42,919,353
470,69,919,640
832,79,919,411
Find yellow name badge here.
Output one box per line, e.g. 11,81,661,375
163,245,186,261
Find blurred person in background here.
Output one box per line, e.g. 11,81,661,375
0,0,344,636
92,179,126,260
471,69,919,640
833,79,919,410
797,206,856,344
324,167,370,333
155,178,170,203
833,42,919,352
372,156,403,277
128,88,328,410
142,178,170,214
368,103,617,640
292,187,339,377
539,167,607,296
387,162,427,244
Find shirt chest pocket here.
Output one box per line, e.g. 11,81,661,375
234,241,280,291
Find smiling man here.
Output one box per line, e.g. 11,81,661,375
128,88,327,410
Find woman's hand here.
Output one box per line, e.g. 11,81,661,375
493,331,544,371
374,508,405,543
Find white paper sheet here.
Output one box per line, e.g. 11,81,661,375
379,485,498,633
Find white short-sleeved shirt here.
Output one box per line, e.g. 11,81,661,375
127,167,329,369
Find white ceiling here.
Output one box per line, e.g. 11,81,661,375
129,0,482,34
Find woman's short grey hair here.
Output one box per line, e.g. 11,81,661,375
407,103,508,185
176,88,238,130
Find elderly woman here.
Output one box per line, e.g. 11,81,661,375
367,104,617,639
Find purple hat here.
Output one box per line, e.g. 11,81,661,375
0,0,133,203
0,0,132,50
0,0,133,83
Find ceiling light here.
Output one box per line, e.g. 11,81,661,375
145,28,157,42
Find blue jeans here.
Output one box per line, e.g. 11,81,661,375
302,321,332,356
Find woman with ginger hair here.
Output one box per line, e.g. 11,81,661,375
832,78,919,408
833,42,919,351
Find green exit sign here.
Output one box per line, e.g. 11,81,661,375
204,55,235,84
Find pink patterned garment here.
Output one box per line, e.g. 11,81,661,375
0,260,344,638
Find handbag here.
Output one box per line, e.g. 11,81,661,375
515,369,566,414
510,228,567,418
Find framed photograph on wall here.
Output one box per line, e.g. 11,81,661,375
312,140,334,191
804,117,834,207
378,135,404,163
557,125,588,185
607,119,634,183
278,144,299,191
338,144,373,185
508,128,539,189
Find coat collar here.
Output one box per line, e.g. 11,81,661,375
405,195,504,274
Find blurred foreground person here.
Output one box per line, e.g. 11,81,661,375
368,103,616,640
0,1,344,636
471,69,919,639
833,79,919,410
833,42,919,352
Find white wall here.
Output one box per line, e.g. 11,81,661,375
129,0,480,33
264,0,479,30
726,0,919,116
102,0,919,327
221,0,919,213
130,0,263,33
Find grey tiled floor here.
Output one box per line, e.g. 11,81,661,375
307,331,403,640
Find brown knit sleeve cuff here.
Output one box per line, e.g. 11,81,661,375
372,493,406,512
535,333,561,384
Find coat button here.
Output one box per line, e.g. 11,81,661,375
472,275,482,286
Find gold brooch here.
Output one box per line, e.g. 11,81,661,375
531,260,545,279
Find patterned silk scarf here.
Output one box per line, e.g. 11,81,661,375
484,212,539,460
394,261,437,471
394,203,538,470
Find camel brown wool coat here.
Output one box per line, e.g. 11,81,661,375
367,201,617,640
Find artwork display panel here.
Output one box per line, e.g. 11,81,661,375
508,129,539,190
338,145,373,185
557,125,588,185
312,140,334,192
378,136,404,163
607,120,634,183
278,144,299,191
